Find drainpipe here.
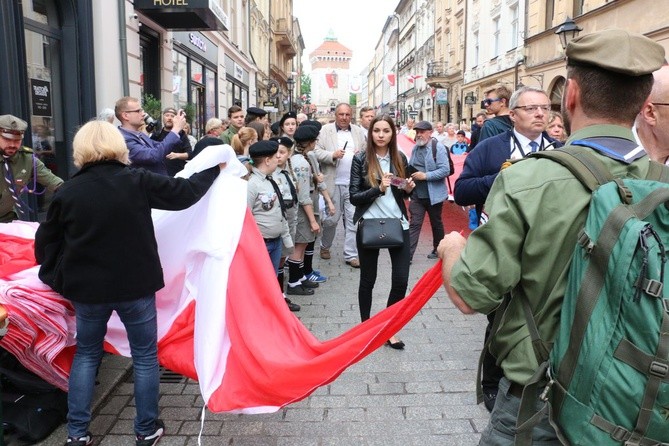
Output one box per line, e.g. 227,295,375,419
118,0,129,96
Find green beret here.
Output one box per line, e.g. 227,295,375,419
566,29,665,76
0,114,27,140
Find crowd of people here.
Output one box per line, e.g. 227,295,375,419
1,27,668,446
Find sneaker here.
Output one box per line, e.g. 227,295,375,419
427,251,438,259
136,419,164,446
285,298,301,312
320,247,331,260
65,433,93,446
300,279,319,288
305,271,328,283
345,258,360,268
286,284,314,295
447,194,455,202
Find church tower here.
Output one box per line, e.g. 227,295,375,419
309,30,353,115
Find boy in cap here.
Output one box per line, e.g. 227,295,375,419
450,130,469,155
247,140,299,311
0,114,63,222
438,29,665,444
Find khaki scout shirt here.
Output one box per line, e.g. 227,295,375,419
0,147,63,222
247,167,293,249
451,125,650,385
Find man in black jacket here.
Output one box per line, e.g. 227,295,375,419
152,107,193,176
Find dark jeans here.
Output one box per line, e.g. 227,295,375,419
356,229,410,321
483,310,505,397
408,198,444,260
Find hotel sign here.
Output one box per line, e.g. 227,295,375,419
134,0,229,31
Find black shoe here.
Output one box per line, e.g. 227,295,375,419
286,285,314,295
65,432,93,446
136,419,164,446
385,340,405,350
285,298,301,312
427,251,438,259
300,279,319,288
483,390,498,412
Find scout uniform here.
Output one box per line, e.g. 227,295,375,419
0,114,63,222
448,30,665,445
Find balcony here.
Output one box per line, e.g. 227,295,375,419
273,18,297,57
426,61,448,88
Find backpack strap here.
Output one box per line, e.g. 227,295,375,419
645,159,669,183
431,137,437,161
530,149,614,192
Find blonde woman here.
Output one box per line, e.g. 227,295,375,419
34,120,223,446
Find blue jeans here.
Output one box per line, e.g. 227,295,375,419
264,237,282,275
68,295,159,437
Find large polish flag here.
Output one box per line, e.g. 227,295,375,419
0,145,444,414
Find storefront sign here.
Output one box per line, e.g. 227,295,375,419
189,32,206,52
134,0,229,31
234,63,244,81
173,31,217,64
435,88,448,105
267,80,279,100
30,79,52,117
413,99,423,110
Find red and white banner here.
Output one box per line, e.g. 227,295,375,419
386,73,396,87
0,145,444,414
407,74,423,84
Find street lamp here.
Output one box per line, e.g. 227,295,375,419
555,17,582,50
286,76,295,112
389,13,400,121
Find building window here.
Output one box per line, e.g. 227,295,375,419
510,5,519,48
493,16,500,57
172,52,188,109
545,0,555,30
473,31,479,66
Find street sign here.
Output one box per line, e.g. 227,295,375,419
409,111,418,117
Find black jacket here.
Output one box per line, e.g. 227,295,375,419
34,160,219,303
349,151,410,224
152,128,193,176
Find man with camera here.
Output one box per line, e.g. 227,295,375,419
151,107,193,176
115,96,186,176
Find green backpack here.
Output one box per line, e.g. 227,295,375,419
514,148,669,446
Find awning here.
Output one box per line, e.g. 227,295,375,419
133,0,229,31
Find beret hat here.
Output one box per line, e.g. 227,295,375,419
247,107,267,117
300,120,322,131
249,140,279,158
566,29,665,76
293,124,319,143
280,111,297,127
270,136,294,149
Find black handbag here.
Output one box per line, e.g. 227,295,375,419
358,218,404,249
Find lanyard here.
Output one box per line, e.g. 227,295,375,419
510,134,545,160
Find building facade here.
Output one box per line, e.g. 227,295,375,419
309,32,353,117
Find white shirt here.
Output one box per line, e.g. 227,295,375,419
334,128,355,185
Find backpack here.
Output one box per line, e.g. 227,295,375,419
512,147,669,446
431,138,454,177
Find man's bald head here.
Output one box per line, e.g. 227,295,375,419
636,64,669,163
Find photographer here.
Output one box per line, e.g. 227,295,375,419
115,96,186,176
151,107,193,176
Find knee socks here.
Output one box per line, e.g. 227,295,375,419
303,241,315,276
287,258,303,287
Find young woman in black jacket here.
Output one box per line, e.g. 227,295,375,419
34,120,224,446
349,115,415,349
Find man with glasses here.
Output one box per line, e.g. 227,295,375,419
115,97,186,176
479,85,512,142
439,30,664,443
635,64,669,164
454,85,562,413
0,114,63,222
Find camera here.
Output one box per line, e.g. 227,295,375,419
178,109,186,117
144,115,157,133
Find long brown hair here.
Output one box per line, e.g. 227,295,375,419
365,115,404,187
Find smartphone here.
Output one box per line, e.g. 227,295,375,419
390,176,407,189
178,109,186,117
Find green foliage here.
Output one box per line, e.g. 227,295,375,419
182,103,195,124
141,94,162,121
300,74,311,103
349,93,357,106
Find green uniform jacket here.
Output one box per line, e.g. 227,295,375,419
451,125,650,385
0,147,63,222
220,126,239,145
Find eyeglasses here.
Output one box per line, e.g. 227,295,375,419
482,98,502,107
124,108,144,114
513,104,552,113
652,103,669,107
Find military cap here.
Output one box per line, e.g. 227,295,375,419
414,120,433,131
247,106,267,117
566,29,665,76
279,111,297,127
270,121,281,136
270,136,294,149
249,140,279,158
300,120,322,131
0,114,27,140
163,107,178,115
293,124,319,143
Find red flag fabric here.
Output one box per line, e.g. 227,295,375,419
386,73,396,87
325,72,338,89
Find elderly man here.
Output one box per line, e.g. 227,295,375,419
313,103,366,267
193,118,224,158
116,97,186,175
438,30,664,444
358,106,375,131
635,64,669,163
0,114,62,222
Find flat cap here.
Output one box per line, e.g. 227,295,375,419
280,111,297,127
247,107,267,117
293,125,319,143
270,136,294,149
163,107,177,115
249,140,279,158
0,114,27,140
300,120,322,131
414,120,433,131
566,29,665,76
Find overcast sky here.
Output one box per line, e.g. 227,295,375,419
293,0,399,75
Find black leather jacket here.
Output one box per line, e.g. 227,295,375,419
349,150,411,224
